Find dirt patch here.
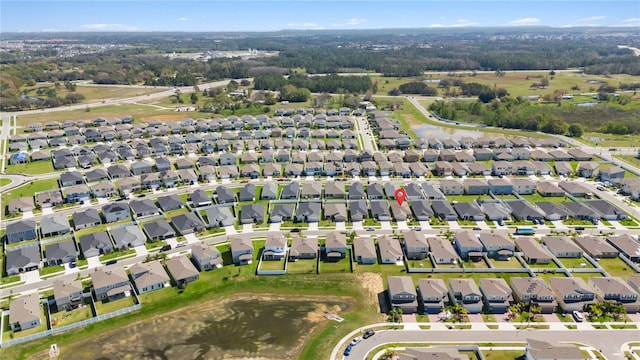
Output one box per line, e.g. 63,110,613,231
355,272,384,306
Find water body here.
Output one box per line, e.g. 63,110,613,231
415,123,485,141
57,295,350,360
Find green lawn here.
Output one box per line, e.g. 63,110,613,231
2,305,48,341
51,299,94,328
74,219,133,238
570,272,604,282
489,257,524,269
595,257,636,279
39,264,65,277
619,218,639,227
0,178,11,187
286,259,318,274
462,259,490,269
145,240,167,250
528,261,559,269
259,257,287,271
422,272,528,285
481,350,525,360
94,296,136,316
534,272,567,283
5,160,55,175
319,250,352,274
520,194,571,204
581,132,640,148
407,258,434,269
557,257,595,269
447,195,493,203
562,219,596,226
100,249,136,262
162,207,190,218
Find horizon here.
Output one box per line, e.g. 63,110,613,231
1,1,639,33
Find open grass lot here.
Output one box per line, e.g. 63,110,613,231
319,250,352,273
94,295,136,316
39,264,65,277
407,258,434,269
489,257,524,269
286,258,318,274
481,350,525,360
557,257,595,269
20,83,164,103
534,271,567,283
0,178,13,187
259,257,286,271
50,299,94,328
594,257,637,279
570,272,604,282
520,194,571,204
5,160,56,175
615,155,640,169
74,219,133,238
462,259,489,269
446,194,493,203
581,132,640,148
528,261,559,269
353,261,407,276
1,305,48,342
99,249,136,262
162,207,190,218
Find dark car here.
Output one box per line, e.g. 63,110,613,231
363,330,375,339
575,226,585,231
290,228,301,233
160,244,172,252
69,260,77,268
105,259,118,265
343,344,352,356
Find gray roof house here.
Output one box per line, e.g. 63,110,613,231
280,181,300,199
349,200,369,222
525,339,583,360
190,189,212,207
549,277,596,312
289,236,318,260
585,199,627,220
216,186,236,204
510,277,557,314
588,277,640,313
44,239,77,266
573,235,619,259
453,230,484,260
541,236,583,258
453,202,485,222
53,278,83,311
388,276,418,314
261,182,278,200
378,235,403,264
371,200,391,221
264,234,288,261
240,204,264,224
431,200,457,221
505,199,544,221
478,232,514,260
324,202,347,222
191,242,223,271
130,260,170,294
479,278,512,314
403,230,429,260
411,200,435,221
79,231,113,258
5,219,37,244
230,236,254,265
536,202,570,221
129,199,160,218
72,209,101,230
428,237,459,265
91,266,131,301
143,220,176,241
157,194,184,212
481,201,512,221
515,237,553,264
296,202,321,223
417,278,448,314
110,225,147,249
205,206,236,227
9,293,41,332
239,183,257,201
354,237,377,264
171,213,205,235
40,214,70,238
102,203,130,223
166,255,200,285
448,278,483,314
606,234,640,262
5,246,40,275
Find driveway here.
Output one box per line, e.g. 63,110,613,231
269,222,281,231
352,221,363,230
396,221,408,230
20,269,41,284
42,207,54,215
87,256,101,269
134,245,148,257
308,222,319,231
184,233,198,244
165,237,179,248
380,221,392,230
242,224,253,233
22,211,34,219
335,222,346,230
447,221,461,230
224,225,238,235
64,262,80,275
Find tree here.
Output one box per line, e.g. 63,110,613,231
448,303,468,322
388,307,403,323
540,77,550,88
567,123,584,137
190,92,199,104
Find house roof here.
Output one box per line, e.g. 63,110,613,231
166,255,199,281
453,202,484,218
10,293,40,326
428,237,458,260
505,199,543,219
45,239,76,261
515,238,552,260
479,278,511,298
230,236,253,253
573,236,618,257
129,199,159,215
290,236,318,257
606,234,640,257
91,266,129,289
110,225,146,248
370,200,391,218
526,339,582,360
541,236,582,255
143,220,176,239
205,206,235,227
40,214,70,235
326,231,347,248
454,230,483,248
590,277,638,298
171,213,205,233
536,202,571,218
411,200,434,217
241,203,264,222
324,202,347,220
6,219,37,235
449,278,481,296
378,235,403,259
354,237,376,259
6,246,40,272
102,202,129,215
417,278,448,299
53,278,83,302
510,277,555,299
157,194,184,211
72,208,101,227
191,242,222,265
549,277,595,297
388,276,417,297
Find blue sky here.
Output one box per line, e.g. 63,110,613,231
1,1,639,32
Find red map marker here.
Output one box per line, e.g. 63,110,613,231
394,188,407,206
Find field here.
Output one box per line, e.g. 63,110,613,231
5,161,56,175
595,257,636,279
20,83,163,103
1,178,59,215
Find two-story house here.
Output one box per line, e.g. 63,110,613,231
388,276,418,314
448,278,483,314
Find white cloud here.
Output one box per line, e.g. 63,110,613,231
286,22,324,29
177,17,189,22
576,16,606,22
508,17,541,26
429,19,477,28
80,23,140,31
333,18,367,27
623,18,640,24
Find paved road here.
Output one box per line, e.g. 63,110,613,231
345,328,639,360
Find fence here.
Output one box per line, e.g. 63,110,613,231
40,233,73,246
0,304,141,348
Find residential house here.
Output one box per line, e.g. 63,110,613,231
488,178,513,195
606,234,640,262
143,220,176,241
230,236,254,265
354,237,377,264
92,181,118,199
453,202,485,222
261,183,278,200
204,206,236,228
453,230,484,260
79,231,113,258
281,182,300,199
434,161,453,176
586,199,628,220
511,179,536,195
296,202,321,223
270,203,295,223
515,238,553,264
91,266,131,301
102,203,130,223
349,200,369,222
549,277,596,312
325,202,347,222
5,247,40,275
129,199,160,218
577,162,599,178
588,277,640,313
5,219,37,244
573,236,619,259
431,200,457,221
491,161,513,176
190,189,212,207
59,171,84,187
422,183,445,200
7,197,34,215
536,202,570,221
129,261,170,294
325,231,347,260
191,242,223,271
510,277,557,314
403,230,429,260
258,229,289,261
537,182,565,197
599,166,625,182
417,279,448,314
157,194,184,212
44,239,76,266
428,237,459,265
411,200,434,221
40,214,70,238
558,182,590,197
240,203,264,224
525,339,583,360
388,276,418,314
35,190,63,209
478,233,514,260
479,278,512,314
541,236,583,258
448,278,483,313
166,256,200,285
171,213,205,235
464,179,489,195
110,225,146,250
367,183,385,199
53,278,83,311
481,201,512,221
72,209,101,230
562,201,600,224
440,179,463,195
289,237,318,261
9,294,41,332
378,235,403,264
505,200,544,222
62,184,91,203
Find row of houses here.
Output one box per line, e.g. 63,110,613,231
388,275,640,315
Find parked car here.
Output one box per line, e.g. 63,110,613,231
597,186,605,191
69,260,77,268
472,227,481,230
363,330,375,339
290,228,301,233
350,337,362,346
575,226,585,231
413,226,422,231
105,259,118,266
366,227,375,231
160,244,172,251
572,310,584,322
176,242,187,248
343,344,352,356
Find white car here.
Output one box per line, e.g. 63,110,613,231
572,311,584,322
350,337,362,346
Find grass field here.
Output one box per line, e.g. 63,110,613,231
557,257,595,269
5,160,56,175
615,155,640,168
1,178,59,215
286,258,318,274
581,132,640,148
595,257,636,279
94,296,136,316
0,178,11,187
51,299,94,328
20,83,163,103
489,257,524,269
